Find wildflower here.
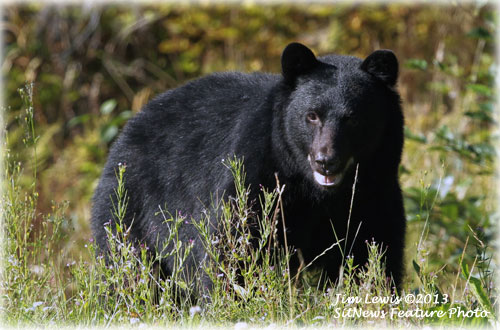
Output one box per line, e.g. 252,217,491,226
7,255,18,266
24,301,44,312
189,306,202,318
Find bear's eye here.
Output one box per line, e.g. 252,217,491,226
306,112,320,124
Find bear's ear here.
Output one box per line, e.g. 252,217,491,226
281,42,319,83
361,50,399,87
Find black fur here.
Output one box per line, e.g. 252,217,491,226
91,43,406,293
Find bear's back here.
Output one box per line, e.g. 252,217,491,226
93,72,280,237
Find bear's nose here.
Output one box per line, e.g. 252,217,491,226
314,153,335,172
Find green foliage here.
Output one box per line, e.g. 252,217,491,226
405,59,428,71
2,2,497,327
2,85,69,322
398,5,496,296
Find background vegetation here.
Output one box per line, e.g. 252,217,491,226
1,2,497,327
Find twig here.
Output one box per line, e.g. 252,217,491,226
293,238,345,281
274,173,293,320
344,163,360,256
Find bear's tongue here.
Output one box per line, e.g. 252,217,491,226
313,171,337,187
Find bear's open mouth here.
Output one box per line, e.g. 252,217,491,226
308,156,354,188
313,171,342,186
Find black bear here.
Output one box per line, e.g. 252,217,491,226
91,42,406,294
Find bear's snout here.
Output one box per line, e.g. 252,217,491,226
308,152,354,188
313,152,336,174
310,151,345,175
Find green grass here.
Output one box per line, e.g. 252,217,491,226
1,84,497,327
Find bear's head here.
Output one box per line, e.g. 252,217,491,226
279,42,400,190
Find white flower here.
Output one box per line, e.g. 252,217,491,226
189,305,202,318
